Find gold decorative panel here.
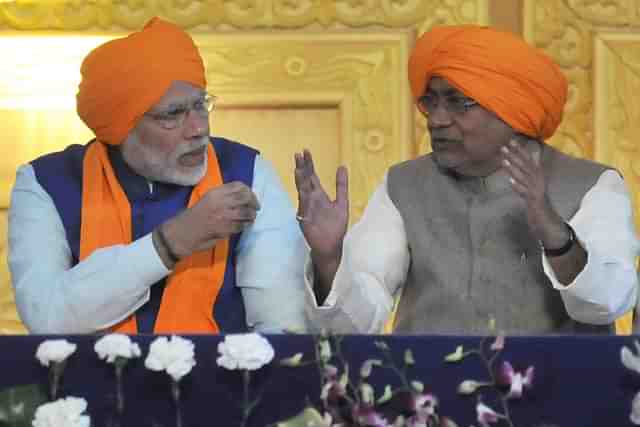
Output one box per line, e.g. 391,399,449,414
0,0,488,31
524,0,640,230
594,33,640,228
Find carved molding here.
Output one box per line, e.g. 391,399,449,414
594,33,640,227
0,0,488,31
524,0,640,228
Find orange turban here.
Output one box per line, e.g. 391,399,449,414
77,17,206,145
408,25,567,139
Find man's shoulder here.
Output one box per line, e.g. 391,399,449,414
31,143,89,166
210,136,259,158
389,153,436,177
544,144,611,177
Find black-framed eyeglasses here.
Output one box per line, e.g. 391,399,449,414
417,93,478,116
144,93,217,130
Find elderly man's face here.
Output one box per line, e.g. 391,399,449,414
423,77,513,177
121,81,211,185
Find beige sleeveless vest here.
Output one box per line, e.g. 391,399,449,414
387,143,610,334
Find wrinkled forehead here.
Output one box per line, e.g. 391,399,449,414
149,81,207,112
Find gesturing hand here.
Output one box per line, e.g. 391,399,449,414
501,139,568,249
164,181,260,258
294,150,349,262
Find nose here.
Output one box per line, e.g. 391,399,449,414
426,102,453,129
182,109,209,138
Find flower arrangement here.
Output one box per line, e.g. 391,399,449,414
0,333,570,427
277,333,457,427
444,334,535,427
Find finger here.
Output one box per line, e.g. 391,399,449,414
232,205,258,221
302,149,317,191
335,165,349,208
294,163,314,195
503,157,528,188
501,145,533,179
509,177,528,198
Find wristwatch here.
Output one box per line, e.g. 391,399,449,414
541,223,576,257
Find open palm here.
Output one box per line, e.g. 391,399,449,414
294,150,349,261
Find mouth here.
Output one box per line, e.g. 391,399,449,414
179,145,207,167
430,138,460,150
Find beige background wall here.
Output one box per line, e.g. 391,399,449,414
0,0,637,334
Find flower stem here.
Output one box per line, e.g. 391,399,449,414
49,362,61,401
171,380,182,427
240,369,251,427
115,364,125,415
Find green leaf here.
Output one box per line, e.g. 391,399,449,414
404,349,415,366
274,406,330,427
376,385,393,404
0,384,47,427
280,353,304,367
444,345,465,363
410,380,424,393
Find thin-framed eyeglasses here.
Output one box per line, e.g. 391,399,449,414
417,93,478,116
144,93,217,130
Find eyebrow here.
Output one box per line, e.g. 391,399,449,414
425,88,464,97
156,92,208,112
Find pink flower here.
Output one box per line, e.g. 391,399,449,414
476,402,500,427
353,405,391,427
496,361,534,399
490,334,505,351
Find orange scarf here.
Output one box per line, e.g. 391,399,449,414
80,141,228,333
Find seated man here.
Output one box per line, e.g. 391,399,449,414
9,17,307,334
296,25,640,334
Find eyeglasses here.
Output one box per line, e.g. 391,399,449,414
417,93,478,116
144,93,217,130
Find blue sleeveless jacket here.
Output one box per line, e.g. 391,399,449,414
31,137,258,333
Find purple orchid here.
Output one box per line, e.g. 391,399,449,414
476,402,500,427
496,361,534,399
353,404,391,427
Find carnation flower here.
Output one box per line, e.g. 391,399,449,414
94,334,141,363
216,333,274,371
32,397,90,427
144,335,196,382
35,340,76,367
35,339,77,400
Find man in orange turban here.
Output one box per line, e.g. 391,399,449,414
295,25,639,334
9,17,308,334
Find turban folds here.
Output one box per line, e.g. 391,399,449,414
408,25,567,139
77,16,206,145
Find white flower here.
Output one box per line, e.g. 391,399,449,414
35,340,77,367
94,334,141,363
216,333,274,371
144,336,196,382
632,391,640,425
32,397,90,427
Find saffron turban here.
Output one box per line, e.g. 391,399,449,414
77,17,206,145
408,25,567,139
